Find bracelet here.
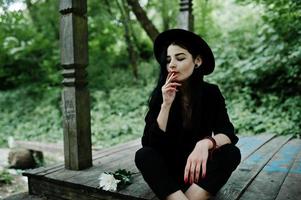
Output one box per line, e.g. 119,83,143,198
203,136,217,160
204,136,217,150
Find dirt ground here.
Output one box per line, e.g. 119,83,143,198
0,148,63,199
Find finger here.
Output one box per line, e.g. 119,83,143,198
190,162,196,184
165,82,182,87
201,159,207,178
164,83,180,89
195,161,201,183
166,72,177,84
164,87,178,93
165,72,174,83
166,72,172,83
184,161,190,184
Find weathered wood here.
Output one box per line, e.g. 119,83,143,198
14,140,63,154
178,0,194,31
62,87,92,170
215,135,293,200
60,13,88,66
120,174,155,199
59,0,87,15
24,135,301,200
23,139,141,178
237,134,275,161
28,177,127,200
239,139,301,200
60,0,92,170
275,139,301,200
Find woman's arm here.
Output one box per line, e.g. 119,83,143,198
156,103,172,132
202,133,231,149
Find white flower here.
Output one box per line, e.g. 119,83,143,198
98,172,120,192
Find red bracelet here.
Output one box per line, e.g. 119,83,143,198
204,136,217,160
204,136,217,150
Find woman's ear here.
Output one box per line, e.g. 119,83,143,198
194,56,203,68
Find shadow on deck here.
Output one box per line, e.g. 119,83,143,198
21,134,301,200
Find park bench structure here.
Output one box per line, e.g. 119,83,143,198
21,0,301,199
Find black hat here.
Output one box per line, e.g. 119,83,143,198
153,29,215,75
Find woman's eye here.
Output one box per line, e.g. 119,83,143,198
177,57,185,61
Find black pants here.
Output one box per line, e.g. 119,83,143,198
135,144,241,200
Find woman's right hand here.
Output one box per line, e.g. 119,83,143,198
161,72,181,106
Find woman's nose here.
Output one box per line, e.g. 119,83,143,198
168,60,176,69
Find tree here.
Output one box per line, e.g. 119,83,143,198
126,0,159,42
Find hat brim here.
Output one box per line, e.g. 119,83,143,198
154,29,215,75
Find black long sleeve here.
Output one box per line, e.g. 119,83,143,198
212,85,238,144
141,108,170,149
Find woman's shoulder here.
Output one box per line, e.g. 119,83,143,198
200,81,225,103
201,81,220,93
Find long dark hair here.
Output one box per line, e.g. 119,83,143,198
148,40,204,111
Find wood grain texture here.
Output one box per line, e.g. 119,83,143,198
237,134,275,161
59,0,87,14
60,13,88,66
24,135,301,200
239,139,301,200
215,135,293,200
275,139,301,200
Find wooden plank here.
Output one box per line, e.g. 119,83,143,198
23,139,140,178
215,135,293,200
14,140,63,154
93,139,140,161
119,173,155,200
275,139,301,200
45,144,139,185
238,134,275,161
239,139,301,200
83,146,140,188
28,177,133,200
23,163,64,177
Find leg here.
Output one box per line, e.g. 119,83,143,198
167,190,189,200
135,147,181,200
195,144,241,195
185,184,211,200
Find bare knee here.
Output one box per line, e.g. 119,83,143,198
185,184,211,200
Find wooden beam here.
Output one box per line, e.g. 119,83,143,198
59,0,92,170
178,0,194,31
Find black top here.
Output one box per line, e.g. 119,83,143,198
142,81,238,156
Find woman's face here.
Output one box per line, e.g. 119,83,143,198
166,44,202,82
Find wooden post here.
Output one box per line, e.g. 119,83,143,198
178,0,194,31
59,0,92,170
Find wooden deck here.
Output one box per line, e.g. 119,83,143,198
23,134,301,200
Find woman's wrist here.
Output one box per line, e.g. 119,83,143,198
161,102,172,109
197,136,217,150
204,136,217,150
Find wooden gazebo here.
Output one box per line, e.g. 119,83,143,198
22,0,301,199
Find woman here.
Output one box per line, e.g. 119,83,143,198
135,29,241,200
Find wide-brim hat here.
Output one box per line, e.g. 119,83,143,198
153,29,215,75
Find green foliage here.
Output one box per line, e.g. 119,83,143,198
0,61,158,147
0,170,13,185
0,0,300,148
0,1,60,89
0,85,63,146
111,168,135,189
233,0,301,95
199,0,301,136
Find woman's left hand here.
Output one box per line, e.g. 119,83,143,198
184,140,210,184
